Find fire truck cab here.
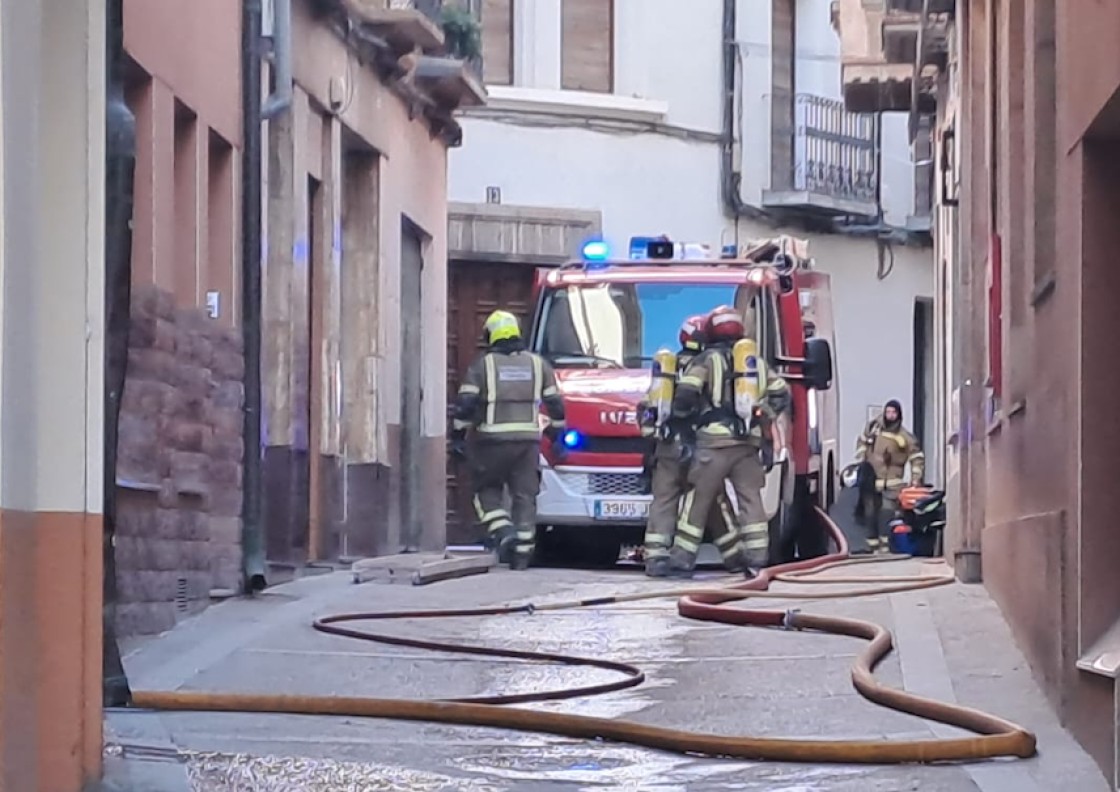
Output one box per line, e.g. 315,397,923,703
528,235,839,567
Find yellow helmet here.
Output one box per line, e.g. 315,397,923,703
483,310,521,344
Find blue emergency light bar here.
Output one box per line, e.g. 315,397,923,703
581,240,610,261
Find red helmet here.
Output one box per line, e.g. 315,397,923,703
705,305,745,343
679,315,707,350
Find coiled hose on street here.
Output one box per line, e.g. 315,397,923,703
132,507,1038,765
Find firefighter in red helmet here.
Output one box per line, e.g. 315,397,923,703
639,316,743,577
667,305,791,577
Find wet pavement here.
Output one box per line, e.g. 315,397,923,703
102,547,1111,792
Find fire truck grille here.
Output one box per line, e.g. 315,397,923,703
556,471,649,496
589,472,646,496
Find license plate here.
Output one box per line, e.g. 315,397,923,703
594,500,649,520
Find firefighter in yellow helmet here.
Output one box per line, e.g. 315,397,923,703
638,315,744,577
667,305,791,578
450,310,566,570
855,399,925,554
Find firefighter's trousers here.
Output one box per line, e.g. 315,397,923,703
469,439,540,567
862,488,901,553
645,440,740,567
671,443,768,570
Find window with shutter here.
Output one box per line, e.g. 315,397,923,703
561,0,613,93
481,0,513,86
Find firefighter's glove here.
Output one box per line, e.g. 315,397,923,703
875,479,886,492
450,432,468,461
760,444,775,473
544,426,569,462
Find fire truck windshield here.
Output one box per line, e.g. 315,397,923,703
534,282,757,369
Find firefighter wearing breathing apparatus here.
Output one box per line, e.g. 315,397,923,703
667,305,791,578
639,316,742,578
854,399,925,554
451,310,566,570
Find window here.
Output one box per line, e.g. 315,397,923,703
561,0,613,93
534,282,757,369
481,0,513,86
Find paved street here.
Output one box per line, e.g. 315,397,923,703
104,542,1109,792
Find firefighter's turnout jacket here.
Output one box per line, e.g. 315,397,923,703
856,409,925,498
452,339,565,566
639,347,744,572
669,344,791,569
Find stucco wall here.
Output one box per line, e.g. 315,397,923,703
123,0,242,145
0,1,106,789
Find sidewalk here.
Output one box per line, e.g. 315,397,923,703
100,552,1110,792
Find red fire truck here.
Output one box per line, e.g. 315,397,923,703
528,235,839,567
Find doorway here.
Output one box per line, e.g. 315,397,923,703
913,297,934,480
399,219,425,551
445,260,537,544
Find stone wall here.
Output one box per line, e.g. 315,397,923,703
113,284,245,636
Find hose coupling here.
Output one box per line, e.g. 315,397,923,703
524,603,536,615
782,609,801,630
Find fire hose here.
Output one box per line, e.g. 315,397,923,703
131,507,1038,765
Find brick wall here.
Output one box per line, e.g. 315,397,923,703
113,284,245,636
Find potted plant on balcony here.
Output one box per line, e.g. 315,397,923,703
438,3,481,62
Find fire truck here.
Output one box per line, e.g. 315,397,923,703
528,235,839,567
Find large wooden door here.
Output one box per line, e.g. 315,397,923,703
447,260,536,544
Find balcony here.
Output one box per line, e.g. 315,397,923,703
340,0,486,110
762,94,879,219
833,0,944,114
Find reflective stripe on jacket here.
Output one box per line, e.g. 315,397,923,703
453,348,565,442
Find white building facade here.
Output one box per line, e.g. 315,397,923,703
445,0,937,531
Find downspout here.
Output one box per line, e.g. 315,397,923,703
721,0,773,227
103,0,135,706
261,0,292,121
242,0,268,592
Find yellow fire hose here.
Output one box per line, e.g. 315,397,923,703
131,508,1038,765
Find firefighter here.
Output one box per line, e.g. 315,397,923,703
856,399,925,554
450,310,566,570
668,305,791,578
638,316,743,578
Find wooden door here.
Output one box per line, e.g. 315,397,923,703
447,260,536,544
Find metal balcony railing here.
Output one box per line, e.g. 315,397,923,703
792,94,878,206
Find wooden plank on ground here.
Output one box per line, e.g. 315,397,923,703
412,554,497,586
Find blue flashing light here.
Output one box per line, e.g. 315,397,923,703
562,430,584,450
581,240,610,262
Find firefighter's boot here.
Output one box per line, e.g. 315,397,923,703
645,557,672,578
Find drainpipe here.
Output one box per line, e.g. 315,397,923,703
103,0,135,706
261,0,292,121
242,0,268,592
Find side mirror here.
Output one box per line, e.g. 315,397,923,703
803,337,833,391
